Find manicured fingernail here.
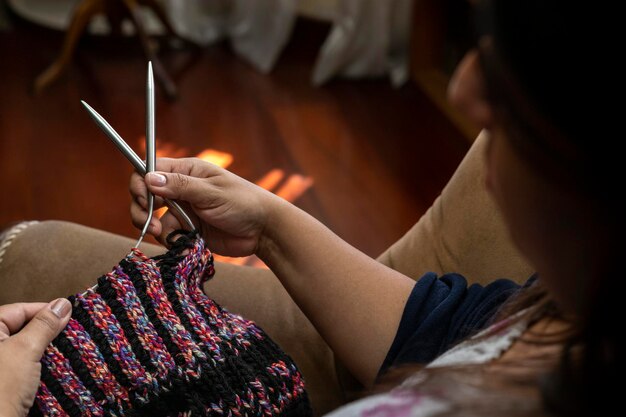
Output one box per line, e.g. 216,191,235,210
50,298,71,318
147,172,167,186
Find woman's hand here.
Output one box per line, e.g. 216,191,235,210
130,158,282,256
131,157,416,387
0,299,72,416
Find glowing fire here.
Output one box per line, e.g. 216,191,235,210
140,138,313,268
196,149,234,168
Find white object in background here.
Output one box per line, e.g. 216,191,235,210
9,0,413,86
163,0,413,86
312,0,414,87
163,0,296,73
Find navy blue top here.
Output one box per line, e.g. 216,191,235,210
379,272,525,375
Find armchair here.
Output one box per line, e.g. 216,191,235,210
0,131,532,415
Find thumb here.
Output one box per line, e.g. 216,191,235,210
145,171,208,203
13,298,71,362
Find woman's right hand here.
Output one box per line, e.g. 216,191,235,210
129,157,282,257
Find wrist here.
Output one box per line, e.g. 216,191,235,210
256,196,292,264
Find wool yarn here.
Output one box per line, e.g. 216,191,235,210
30,232,311,417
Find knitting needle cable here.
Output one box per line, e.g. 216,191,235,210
135,62,157,248
80,100,196,232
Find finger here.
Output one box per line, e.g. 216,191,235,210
155,157,217,177
130,200,162,236
130,198,148,229
11,299,71,362
132,177,166,210
145,171,213,205
129,172,148,203
141,195,167,209
133,193,148,210
0,303,49,335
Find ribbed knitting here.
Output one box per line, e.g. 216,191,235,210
30,232,311,417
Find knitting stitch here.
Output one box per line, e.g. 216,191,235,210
30,232,311,417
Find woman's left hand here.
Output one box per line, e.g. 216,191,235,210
0,300,72,416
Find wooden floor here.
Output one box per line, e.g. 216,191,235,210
0,9,468,259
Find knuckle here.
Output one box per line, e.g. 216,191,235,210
174,173,190,190
179,158,199,174
135,195,147,208
186,157,211,173
33,311,58,335
131,213,146,229
129,202,139,215
129,172,143,188
131,216,142,229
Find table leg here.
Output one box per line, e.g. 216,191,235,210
33,0,106,95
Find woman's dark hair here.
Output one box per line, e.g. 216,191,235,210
476,1,624,415
477,0,621,199
376,3,622,415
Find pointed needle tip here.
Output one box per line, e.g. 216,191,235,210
80,100,95,113
147,63,154,86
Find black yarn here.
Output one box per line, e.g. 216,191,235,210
69,296,134,390
40,363,82,417
120,259,186,368
157,254,242,411
53,333,109,407
27,404,44,417
187,279,301,411
159,247,284,411
32,232,312,416
96,277,159,375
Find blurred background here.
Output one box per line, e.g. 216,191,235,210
0,0,475,264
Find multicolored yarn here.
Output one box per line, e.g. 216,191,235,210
30,232,311,417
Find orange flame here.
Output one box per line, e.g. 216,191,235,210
256,169,285,191
196,149,234,169
275,175,314,202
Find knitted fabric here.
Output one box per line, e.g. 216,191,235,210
30,232,311,417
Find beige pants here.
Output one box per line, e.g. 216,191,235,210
0,131,531,415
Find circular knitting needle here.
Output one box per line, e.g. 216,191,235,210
135,62,157,248
80,100,195,231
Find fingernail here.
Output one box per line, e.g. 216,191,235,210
50,298,71,318
147,172,167,186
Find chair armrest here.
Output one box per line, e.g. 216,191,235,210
377,131,533,285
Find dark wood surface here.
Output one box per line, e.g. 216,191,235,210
0,11,468,258
410,0,479,141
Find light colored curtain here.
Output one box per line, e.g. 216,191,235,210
162,0,413,85
163,0,297,73
313,0,413,86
